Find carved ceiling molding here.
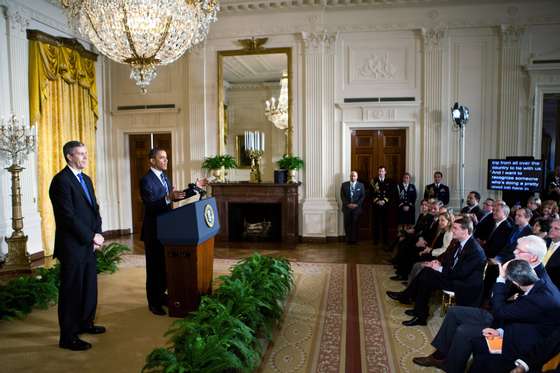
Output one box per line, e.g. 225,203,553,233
500,24,526,46
218,0,546,14
301,30,338,54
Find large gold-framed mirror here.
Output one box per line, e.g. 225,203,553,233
218,44,292,181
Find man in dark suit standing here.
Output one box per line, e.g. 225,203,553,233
424,171,450,205
370,165,392,245
544,219,560,289
340,171,365,244
49,141,105,351
387,216,487,325
140,148,207,315
141,148,185,315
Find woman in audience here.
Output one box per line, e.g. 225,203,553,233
533,217,552,246
407,211,455,284
542,200,560,221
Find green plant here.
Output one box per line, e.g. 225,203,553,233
95,242,131,274
201,155,223,170
220,154,238,170
144,253,294,373
277,155,304,170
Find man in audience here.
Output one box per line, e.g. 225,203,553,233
411,235,552,370
386,216,486,326
424,171,450,206
494,208,533,263
544,219,560,289
370,165,392,245
527,196,542,226
461,191,485,221
469,325,560,372
484,201,514,259
340,171,365,244
463,260,560,373
474,198,496,242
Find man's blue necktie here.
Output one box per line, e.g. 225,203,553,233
453,245,463,268
78,173,92,205
160,173,169,193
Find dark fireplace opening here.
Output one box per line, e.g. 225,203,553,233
228,203,282,242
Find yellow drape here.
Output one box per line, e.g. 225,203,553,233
28,40,98,257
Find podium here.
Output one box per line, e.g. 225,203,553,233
157,197,220,317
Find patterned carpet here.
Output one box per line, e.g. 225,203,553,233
358,264,444,373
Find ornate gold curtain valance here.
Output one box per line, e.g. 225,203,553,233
27,29,98,127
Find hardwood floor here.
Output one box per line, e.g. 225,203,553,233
107,234,393,265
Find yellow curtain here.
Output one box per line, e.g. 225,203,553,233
28,39,98,257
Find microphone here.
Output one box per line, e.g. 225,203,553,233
184,183,206,199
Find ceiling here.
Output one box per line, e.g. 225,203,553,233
223,53,287,83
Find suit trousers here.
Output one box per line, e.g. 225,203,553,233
372,205,389,243
431,306,494,373
58,251,98,342
343,207,362,243
402,267,443,320
144,239,167,308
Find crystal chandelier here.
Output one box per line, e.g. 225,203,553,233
62,0,219,93
265,72,288,130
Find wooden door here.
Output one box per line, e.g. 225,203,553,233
351,129,406,240
129,133,173,234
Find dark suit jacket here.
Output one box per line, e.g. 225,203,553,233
496,224,533,262
442,236,487,306
140,170,172,242
474,212,494,241
423,183,450,205
49,166,102,261
491,279,560,356
461,204,485,221
545,244,560,291
340,181,365,210
485,219,514,258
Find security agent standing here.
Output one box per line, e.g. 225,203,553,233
140,147,207,315
424,171,450,206
49,141,105,351
341,171,365,244
371,165,392,245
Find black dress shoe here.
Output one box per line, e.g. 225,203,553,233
390,274,405,281
412,355,445,369
80,325,106,334
404,309,416,317
402,316,427,326
59,337,92,351
386,291,411,304
149,305,166,316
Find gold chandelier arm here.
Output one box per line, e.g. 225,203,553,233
84,5,105,47
150,17,172,60
122,5,142,60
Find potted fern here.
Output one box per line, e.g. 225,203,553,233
277,155,304,183
202,155,225,182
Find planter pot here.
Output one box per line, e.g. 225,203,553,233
212,167,225,182
287,169,297,183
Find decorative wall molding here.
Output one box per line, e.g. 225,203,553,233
3,4,29,34
357,52,398,80
500,24,525,45
301,30,338,54
421,27,446,48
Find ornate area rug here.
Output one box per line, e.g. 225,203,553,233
357,264,444,373
258,262,347,373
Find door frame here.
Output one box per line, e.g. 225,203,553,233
116,126,178,233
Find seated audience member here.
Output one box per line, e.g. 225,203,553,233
527,196,542,226
386,216,486,326
474,198,496,243
411,235,550,370
484,201,514,259
547,166,560,203
407,211,455,284
468,325,560,373
395,172,417,231
532,217,552,244
340,171,365,244
465,260,560,373
493,208,533,263
424,171,450,206
544,219,560,290
461,191,485,221
542,200,560,221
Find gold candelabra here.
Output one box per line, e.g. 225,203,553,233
246,149,263,183
0,114,36,273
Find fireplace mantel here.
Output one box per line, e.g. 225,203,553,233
210,182,299,245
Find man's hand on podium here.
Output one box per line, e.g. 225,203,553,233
196,177,209,188
169,187,186,201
